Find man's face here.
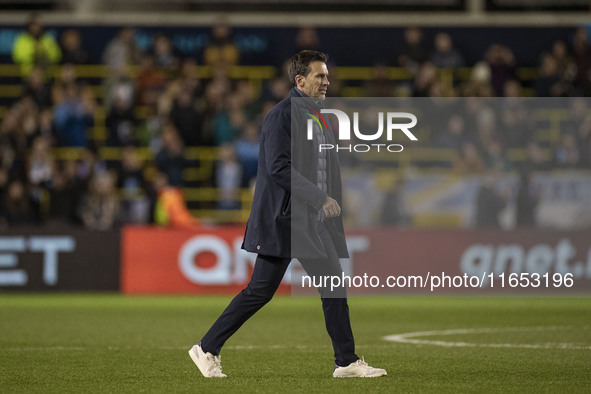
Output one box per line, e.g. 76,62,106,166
28,21,42,38
298,61,330,99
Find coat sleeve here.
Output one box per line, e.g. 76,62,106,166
263,108,327,210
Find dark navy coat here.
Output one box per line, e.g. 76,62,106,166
242,88,349,259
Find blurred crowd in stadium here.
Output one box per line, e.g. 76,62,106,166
0,15,590,230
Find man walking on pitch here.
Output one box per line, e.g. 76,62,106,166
189,50,387,378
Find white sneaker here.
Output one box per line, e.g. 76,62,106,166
333,357,387,378
188,343,227,378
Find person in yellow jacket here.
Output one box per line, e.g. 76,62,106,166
12,15,61,79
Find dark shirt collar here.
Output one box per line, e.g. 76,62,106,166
290,87,324,110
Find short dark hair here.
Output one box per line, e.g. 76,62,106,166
287,50,328,87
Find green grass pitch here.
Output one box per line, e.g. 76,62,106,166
1,295,590,393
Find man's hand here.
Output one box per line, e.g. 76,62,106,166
322,196,341,218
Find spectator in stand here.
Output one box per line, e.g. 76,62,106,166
204,21,239,71
149,33,179,73
116,145,150,224
551,40,576,88
535,53,565,97
214,93,246,146
515,170,540,228
380,177,409,226
460,61,494,97
261,76,290,104
47,167,70,225
235,79,261,121
430,32,464,69
158,58,203,121
102,26,138,111
412,61,437,97
174,57,205,100
484,44,516,96
80,172,119,231
554,133,581,168
566,98,591,164
0,110,23,170
60,29,88,65
201,68,232,145
208,67,232,101
483,138,512,172
474,171,507,228
136,53,168,107
106,74,136,117
55,62,78,87
503,79,522,97
363,63,395,97
234,121,260,187
35,107,52,140
22,67,52,109
475,105,497,154
461,95,484,134
453,140,485,174
27,136,54,217
12,14,61,79
77,147,107,186
3,98,40,166
102,26,138,73
2,178,37,226
523,141,552,172
50,62,78,112
500,80,534,148
0,134,16,179
295,25,321,52
216,143,242,210
396,27,428,75
136,104,163,149
152,171,200,229
53,82,95,147
155,123,186,187
169,87,203,147
48,160,84,225
275,25,325,68
571,27,591,86
106,87,137,146
156,58,203,135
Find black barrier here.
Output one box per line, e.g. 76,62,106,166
0,226,120,291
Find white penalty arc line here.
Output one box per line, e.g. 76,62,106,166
383,326,591,350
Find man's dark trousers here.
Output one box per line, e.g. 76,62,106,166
200,222,358,367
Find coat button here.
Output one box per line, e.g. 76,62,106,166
256,245,261,250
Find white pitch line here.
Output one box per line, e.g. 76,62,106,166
1,344,333,352
383,326,591,350
2,346,86,352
